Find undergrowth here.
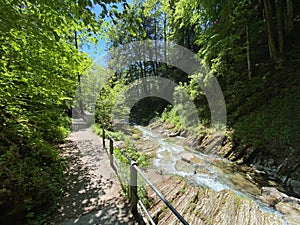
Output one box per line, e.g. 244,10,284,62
0,115,70,225
233,91,300,159
92,123,152,208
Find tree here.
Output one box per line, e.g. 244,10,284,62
0,0,119,223
263,0,296,64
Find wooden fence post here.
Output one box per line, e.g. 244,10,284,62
109,138,114,166
130,161,138,215
102,128,105,148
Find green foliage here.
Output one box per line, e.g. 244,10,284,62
102,0,300,168
93,125,151,207
160,80,209,133
92,123,150,167
110,130,150,168
75,64,110,112
113,145,151,208
233,93,300,158
0,131,66,225
161,105,182,129
95,79,125,129
107,0,148,47
0,0,119,223
91,123,104,136
126,147,150,167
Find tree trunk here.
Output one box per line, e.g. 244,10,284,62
275,0,284,54
75,31,84,116
138,61,148,94
285,0,293,34
246,23,252,80
263,0,280,62
153,16,159,77
163,12,168,74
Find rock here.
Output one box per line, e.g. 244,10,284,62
230,172,261,196
289,179,300,195
185,134,205,148
267,159,275,167
175,160,195,173
132,133,141,140
282,196,300,204
259,187,288,206
218,141,233,157
275,201,300,225
132,139,159,153
259,186,300,224
147,177,286,225
149,122,162,130
180,129,189,137
179,152,202,164
196,135,224,154
168,129,181,137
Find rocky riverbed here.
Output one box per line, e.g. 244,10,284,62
126,122,300,225
147,176,287,225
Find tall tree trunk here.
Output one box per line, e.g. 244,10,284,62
246,23,252,80
285,0,293,34
275,0,284,54
75,31,84,116
153,17,159,77
263,0,280,63
163,12,168,74
151,61,157,76
138,61,148,94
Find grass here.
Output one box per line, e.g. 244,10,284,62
91,123,127,141
233,93,300,160
161,106,208,136
92,123,152,208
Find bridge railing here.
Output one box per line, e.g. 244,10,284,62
102,128,189,225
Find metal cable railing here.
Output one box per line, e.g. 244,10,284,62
102,128,190,225
134,165,189,225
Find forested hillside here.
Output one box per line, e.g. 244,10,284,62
96,0,300,195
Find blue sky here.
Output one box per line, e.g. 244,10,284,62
80,4,108,64
81,40,107,64
81,2,126,65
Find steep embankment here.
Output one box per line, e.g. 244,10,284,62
223,26,300,195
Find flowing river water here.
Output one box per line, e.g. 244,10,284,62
134,125,288,223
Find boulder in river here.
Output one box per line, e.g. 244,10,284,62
259,186,300,225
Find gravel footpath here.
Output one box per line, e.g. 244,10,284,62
44,119,138,225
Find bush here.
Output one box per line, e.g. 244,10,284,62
0,135,65,225
0,108,70,224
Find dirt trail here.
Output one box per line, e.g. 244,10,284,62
44,119,137,225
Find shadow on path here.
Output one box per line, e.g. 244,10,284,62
44,119,138,225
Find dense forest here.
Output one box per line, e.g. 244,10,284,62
0,0,299,224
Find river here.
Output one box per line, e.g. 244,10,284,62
135,125,288,222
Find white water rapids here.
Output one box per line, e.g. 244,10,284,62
135,125,288,222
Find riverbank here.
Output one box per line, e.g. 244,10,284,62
147,120,300,197
128,122,300,225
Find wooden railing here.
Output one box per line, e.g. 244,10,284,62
102,128,189,225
